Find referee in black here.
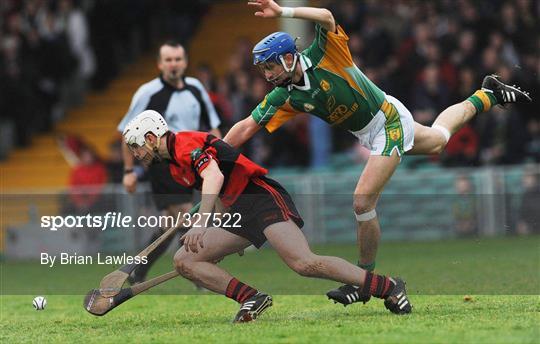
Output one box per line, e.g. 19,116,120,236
117,41,221,284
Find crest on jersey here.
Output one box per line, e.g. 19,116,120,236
190,148,203,161
389,128,401,141
260,96,268,109
304,103,315,112
320,79,331,92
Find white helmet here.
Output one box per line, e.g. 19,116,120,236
123,110,168,147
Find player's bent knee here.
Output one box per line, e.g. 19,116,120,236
174,257,196,279
433,143,446,155
428,139,446,155
353,201,372,215
173,252,196,279
430,125,450,154
353,200,377,221
353,193,378,213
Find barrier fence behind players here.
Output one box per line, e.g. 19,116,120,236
2,164,538,259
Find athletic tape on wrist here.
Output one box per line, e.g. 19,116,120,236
432,125,451,143
280,7,295,18
355,209,377,222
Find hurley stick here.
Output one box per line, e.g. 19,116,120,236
84,270,180,316
98,203,200,297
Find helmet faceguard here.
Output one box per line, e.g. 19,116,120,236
123,110,169,163
253,32,299,87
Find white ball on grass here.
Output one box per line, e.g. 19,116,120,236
33,296,47,310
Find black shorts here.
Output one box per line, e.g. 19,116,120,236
226,176,304,248
147,161,193,210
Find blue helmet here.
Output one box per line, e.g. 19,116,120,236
252,32,297,65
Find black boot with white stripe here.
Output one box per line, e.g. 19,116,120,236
481,75,532,105
327,273,412,315
233,292,273,323
384,278,412,315
326,284,370,306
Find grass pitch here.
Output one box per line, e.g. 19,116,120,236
1,236,539,343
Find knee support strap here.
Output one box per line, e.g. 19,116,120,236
355,209,377,222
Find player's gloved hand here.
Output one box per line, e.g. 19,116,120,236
180,227,207,253
248,0,282,18
123,172,138,193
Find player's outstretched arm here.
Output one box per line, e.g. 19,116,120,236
223,116,262,148
248,0,335,32
198,159,224,214
181,159,223,253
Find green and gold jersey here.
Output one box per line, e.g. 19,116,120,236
251,24,387,133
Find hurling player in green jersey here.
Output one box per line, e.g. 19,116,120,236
223,0,532,307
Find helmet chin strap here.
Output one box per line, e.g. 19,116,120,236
269,53,299,87
280,53,298,73
144,136,162,163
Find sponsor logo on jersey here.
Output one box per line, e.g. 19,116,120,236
320,79,331,92
388,128,401,141
327,102,359,125
326,95,336,111
304,103,315,112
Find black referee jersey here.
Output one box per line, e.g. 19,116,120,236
118,75,221,133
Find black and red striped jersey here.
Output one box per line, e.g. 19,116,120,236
166,131,268,207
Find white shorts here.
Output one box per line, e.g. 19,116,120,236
350,94,415,157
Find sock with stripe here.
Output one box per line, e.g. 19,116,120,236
467,90,498,114
226,278,258,303
358,261,376,272
361,271,395,299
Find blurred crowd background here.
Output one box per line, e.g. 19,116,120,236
207,0,540,168
0,0,207,152
1,0,538,170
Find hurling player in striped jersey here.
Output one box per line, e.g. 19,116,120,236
123,110,413,322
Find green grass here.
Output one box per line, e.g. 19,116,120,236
1,236,539,343
1,295,538,343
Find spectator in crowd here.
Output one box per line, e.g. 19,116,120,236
105,139,124,184
2,0,538,169
68,145,108,211
477,105,528,165
412,63,451,125
57,0,95,106
56,135,108,214
0,0,207,159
